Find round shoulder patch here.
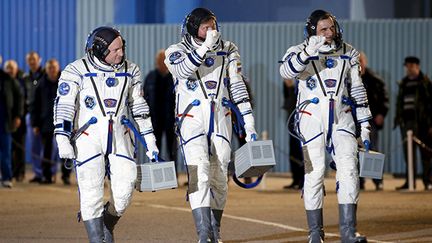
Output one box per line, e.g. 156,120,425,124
58,82,70,96
169,51,182,63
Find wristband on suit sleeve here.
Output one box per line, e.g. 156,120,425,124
54,120,73,137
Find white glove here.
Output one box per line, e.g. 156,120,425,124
243,114,258,142
305,35,326,56
203,29,220,49
144,133,159,161
360,122,371,151
245,126,258,142
56,135,75,159
197,29,221,57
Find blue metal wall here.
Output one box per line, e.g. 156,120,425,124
116,19,432,174
76,0,114,59
203,0,351,22
91,0,410,24
0,0,76,70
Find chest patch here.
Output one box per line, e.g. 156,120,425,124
84,96,96,109
186,79,198,91
306,77,317,91
204,57,215,67
104,98,117,108
205,80,217,89
106,78,117,87
325,58,337,68
324,79,337,88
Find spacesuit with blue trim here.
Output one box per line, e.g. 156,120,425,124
280,10,370,243
165,8,257,243
53,26,159,243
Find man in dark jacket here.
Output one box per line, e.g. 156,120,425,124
31,59,71,184
143,50,177,165
24,51,45,183
394,56,432,190
359,52,389,190
4,60,28,182
0,68,24,188
282,78,304,190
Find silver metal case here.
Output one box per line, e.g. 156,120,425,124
136,161,178,192
234,140,276,178
358,149,385,179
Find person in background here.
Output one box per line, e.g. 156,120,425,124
32,59,71,184
282,78,304,190
0,63,24,188
358,52,388,191
394,56,432,191
143,50,177,168
24,51,45,183
4,60,28,182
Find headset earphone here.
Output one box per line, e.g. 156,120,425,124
303,11,343,43
180,9,220,38
85,26,126,61
180,14,189,37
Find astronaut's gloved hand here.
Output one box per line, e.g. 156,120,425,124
245,126,257,142
203,29,220,49
197,29,221,57
243,114,258,142
56,135,75,159
360,122,371,151
305,35,326,56
144,133,159,161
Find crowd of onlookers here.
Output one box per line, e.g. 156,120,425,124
0,51,71,188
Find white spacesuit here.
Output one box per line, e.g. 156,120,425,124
54,26,158,243
280,10,370,243
165,8,257,243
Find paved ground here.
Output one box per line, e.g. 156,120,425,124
1,172,432,243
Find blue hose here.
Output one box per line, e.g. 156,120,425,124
232,174,263,189
221,98,262,189
121,116,159,162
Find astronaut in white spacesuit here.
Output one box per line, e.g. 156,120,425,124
54,26,159,243
165,8,257,243
280,10,370,243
